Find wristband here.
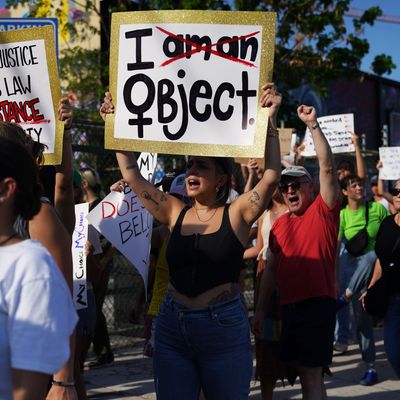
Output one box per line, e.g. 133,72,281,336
267,127,279,137
52,379,75,387
311,122,319,130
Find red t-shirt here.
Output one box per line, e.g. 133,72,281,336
269,194,340,305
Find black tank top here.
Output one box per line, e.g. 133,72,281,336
166,205,245,297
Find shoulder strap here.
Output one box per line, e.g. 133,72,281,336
173,206,190,231
364,201,369,228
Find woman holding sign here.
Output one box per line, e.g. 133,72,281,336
100,83,282,400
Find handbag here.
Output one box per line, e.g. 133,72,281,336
364,276,389,318
345,202,369,257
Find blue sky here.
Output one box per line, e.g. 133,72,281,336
0,0,399,82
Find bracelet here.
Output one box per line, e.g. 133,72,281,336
51,379,75,387
311,122,319,130
267,125,279,137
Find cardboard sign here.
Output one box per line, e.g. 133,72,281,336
0,26,63,164
280,128,295,155
301,114,355,157
105,10,276,158
72,202,89,310
379,146,400,180
86,153,157,291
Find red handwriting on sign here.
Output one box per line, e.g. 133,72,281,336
102,195,143,219
156,26,260,68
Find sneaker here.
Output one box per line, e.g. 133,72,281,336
336,294,349,311
359,369,378,386
333,342,348,354
88,352,114,369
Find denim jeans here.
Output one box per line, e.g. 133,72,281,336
336,246,376,365
384,293,400,378
153,293,252,400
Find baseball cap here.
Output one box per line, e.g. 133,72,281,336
169,173,187,198
281,165,312,181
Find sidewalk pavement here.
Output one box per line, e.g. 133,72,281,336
86,328,399,399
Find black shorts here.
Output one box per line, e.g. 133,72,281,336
280,296,336,368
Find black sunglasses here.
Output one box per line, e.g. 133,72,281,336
389,188,400,197
279,180,309,194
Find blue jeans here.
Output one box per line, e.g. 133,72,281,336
336,247,376,365
153,293,252,400
384,293,400,378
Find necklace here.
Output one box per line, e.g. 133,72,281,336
0,232,18,246
194,206,218,223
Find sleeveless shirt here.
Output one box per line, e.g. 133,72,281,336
166,205,245,297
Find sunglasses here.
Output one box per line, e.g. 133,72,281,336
389,188,400,197
279,180,309,194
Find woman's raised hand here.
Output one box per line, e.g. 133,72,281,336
260,83,282,120
100,92,115,122
297,105,317,125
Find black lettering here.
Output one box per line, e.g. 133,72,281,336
125,28,154,70
158,79,177,123
163,35,184,58
189,80,212,122
185,34,212,60
123,74,155,138
240,37,258,61
216,36,239,58
236,71,257,130
213,83,234,121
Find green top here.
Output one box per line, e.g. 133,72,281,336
339,201,390,253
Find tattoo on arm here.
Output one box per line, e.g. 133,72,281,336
141,191,159,206
160,193,167,202
248,191,261,206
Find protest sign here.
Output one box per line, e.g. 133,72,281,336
86,153,157,291
105,10,276,158
301,114,355,157
72,202,89,310
0,26,63,165
379,146,400,180
280,128,295,155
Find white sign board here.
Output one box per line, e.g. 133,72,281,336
86,153,157,291
72,202,89,310
106,10,276,158
301,113,355,157
0,26,63,164
379,146,400,180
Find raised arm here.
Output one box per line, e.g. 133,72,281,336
232,83,281,226
55,97,75,236
350,132,366,180
376,160,394,204
100,93,184,228
297,105,339,208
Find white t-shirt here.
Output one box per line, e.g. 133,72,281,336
0,240,78,400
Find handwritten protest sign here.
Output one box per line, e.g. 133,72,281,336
0,26,63,164
301,114,355,157
86,153,157,292
72,202,89,310
105,10,276,158
379,146,400,180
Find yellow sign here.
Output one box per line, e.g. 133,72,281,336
0,26,63,165
106,10,276,158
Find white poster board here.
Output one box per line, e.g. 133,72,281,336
72,202,89,310
105,10,276,158
301,113,355,157
86,153,157,291
0,26,63,164
379,146,400,180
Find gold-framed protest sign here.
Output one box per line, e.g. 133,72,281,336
106,10,276,158
0,26,63,165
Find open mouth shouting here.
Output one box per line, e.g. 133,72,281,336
287,194,300,208
187,177,200,191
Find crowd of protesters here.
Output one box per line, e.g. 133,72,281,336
1,79,400,400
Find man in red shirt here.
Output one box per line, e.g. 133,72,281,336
254,105,340,400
